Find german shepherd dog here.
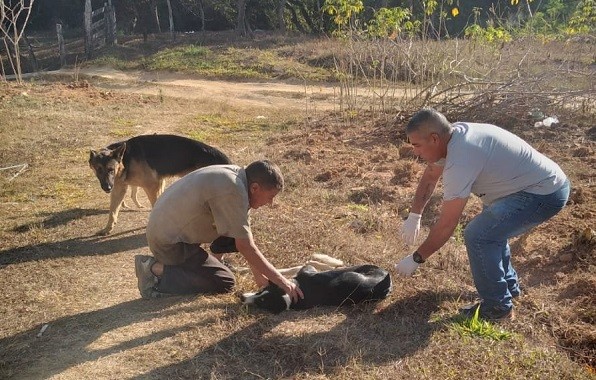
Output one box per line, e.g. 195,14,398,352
89,134,231,235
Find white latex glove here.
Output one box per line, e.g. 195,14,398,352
394,254,419,277
401,212,422,245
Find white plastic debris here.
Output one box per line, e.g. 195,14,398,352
534,116,559,128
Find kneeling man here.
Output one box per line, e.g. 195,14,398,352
135,160,303,303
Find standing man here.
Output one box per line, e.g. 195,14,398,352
394,108,569,321
135,160,303,303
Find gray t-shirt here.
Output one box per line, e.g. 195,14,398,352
441,122,567,205
146,165,252,245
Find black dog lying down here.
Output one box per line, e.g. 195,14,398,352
241,264,392,313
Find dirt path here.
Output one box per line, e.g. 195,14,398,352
45,67,341,111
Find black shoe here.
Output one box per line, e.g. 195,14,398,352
135,255,158,299
510,286,522,299
210,236,238,254
459,302,514,321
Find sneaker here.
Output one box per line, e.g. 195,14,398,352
459,302,514,321
210,236,238,254
134,255,157,299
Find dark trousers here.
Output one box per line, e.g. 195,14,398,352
153,242,236,295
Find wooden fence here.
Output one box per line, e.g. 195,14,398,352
84,0,116,59
55,0,116,66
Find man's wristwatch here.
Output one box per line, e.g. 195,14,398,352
412,251,425,264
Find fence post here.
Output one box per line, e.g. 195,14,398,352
56,23,65,67
104,2,111,46
109,0,117,45
84,0,92,59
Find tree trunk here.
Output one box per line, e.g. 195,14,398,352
287,4,305,33
154,2,161,33
166,0,174,39
277,0,286,32
84,0,92,59
236,0,247,36
525,0,533,18
289,0,317,33
106,0,117,45
198,0,205,32
316,0,324,33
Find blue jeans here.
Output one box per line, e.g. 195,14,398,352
463,180,570,310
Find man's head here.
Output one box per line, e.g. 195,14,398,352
245,160,284,209
405,108,452,164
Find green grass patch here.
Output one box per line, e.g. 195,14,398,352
184,112,294,144
348,203,369,212
449,307,514,341
109,127,136,138
92,44,332,82
453,223,464,244
91,55,138,70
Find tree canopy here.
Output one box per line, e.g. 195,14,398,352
19,0,596,38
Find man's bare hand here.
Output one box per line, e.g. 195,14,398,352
279,278,303,304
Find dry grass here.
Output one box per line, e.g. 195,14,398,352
0,37,595,379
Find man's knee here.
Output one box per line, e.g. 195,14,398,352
463,222,481,247
213,272,236,293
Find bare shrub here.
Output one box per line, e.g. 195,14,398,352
330,36,595,127
0,0,35,82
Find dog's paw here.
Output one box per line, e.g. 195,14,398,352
96,227,112,236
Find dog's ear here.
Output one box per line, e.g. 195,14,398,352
112,142,127,162
89,150,98,166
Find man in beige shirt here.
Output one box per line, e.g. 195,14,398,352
135,160,303,303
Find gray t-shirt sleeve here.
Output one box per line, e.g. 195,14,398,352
442,159,482,200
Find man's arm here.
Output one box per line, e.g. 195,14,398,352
400,163,444,245
417,197,468,260
235,237,304,302
410,163,443,214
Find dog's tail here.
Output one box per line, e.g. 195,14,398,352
310,253,344,268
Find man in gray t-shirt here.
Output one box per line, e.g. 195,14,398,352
134,160,303,302
394,108,569,321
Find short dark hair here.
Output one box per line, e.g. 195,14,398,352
245,160,284,191
406,108,451,136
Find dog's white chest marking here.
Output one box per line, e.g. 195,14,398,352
281,294,291,309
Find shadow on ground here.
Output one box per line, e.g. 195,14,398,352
1,207,146,265
0,297,218,379
0,290,455,379
10,208,107,232
134,290,452,379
